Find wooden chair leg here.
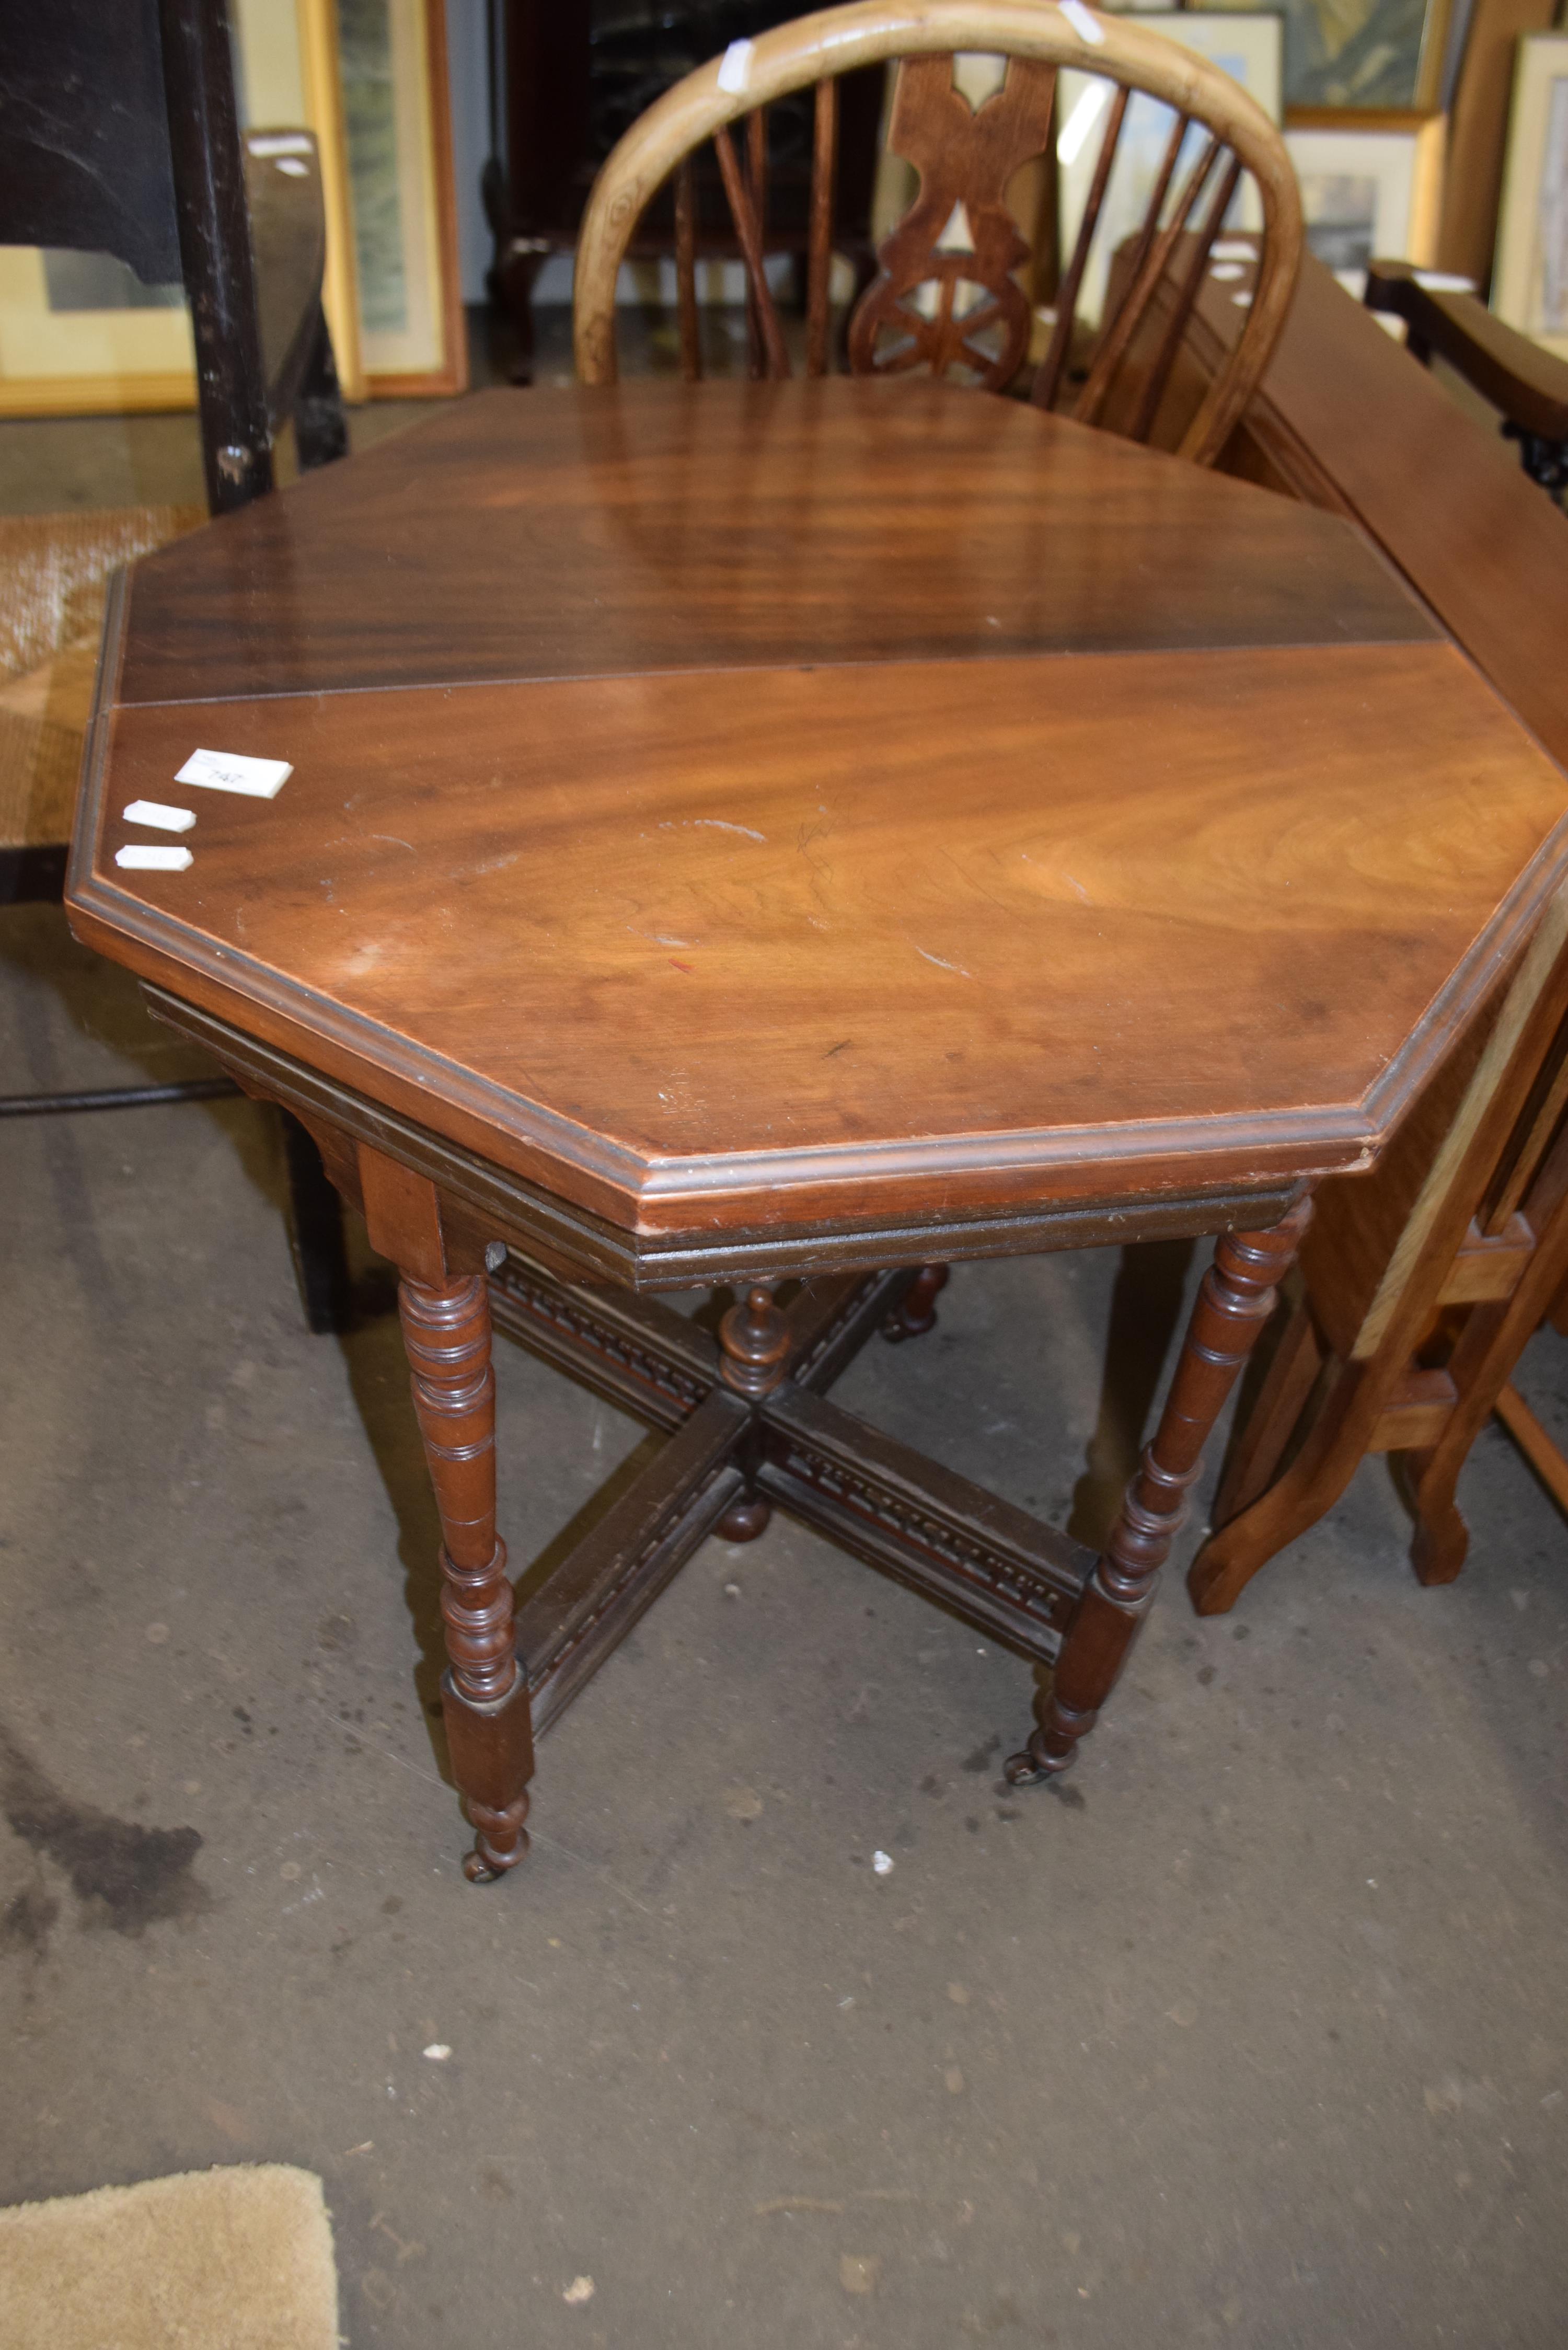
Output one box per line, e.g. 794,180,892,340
1184,1361,1365,1614
1399,1186,1568,1583
1210,1291,1323,1526
1007,1196,1311,1784
398,1271,534,1882
1399,1442,1471,1584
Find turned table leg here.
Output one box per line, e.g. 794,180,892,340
1007,1195,1313,1785
713,1282,790,1541
399,1272,534,1882
882,1263,950,1342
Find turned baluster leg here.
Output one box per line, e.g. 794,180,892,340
399,1273,534,1882
1007,1195,1313,1785
882,1263,950,1343
714,1282,790,1541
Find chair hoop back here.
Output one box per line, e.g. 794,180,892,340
573,0,1302,465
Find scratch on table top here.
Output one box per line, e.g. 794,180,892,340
659,817,767,842
368,834,415,852
915,946,975,980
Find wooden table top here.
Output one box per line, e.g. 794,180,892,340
69,376,1568,1243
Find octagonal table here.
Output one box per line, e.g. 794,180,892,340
67,377,1568,1882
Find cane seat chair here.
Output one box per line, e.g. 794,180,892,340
573,0,1303,467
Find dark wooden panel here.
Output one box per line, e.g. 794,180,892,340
115,377,1435,708
1192,254,1568,775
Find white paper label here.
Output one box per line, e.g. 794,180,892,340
175,747,292,799
717,38,754,92
1060,1,1106,45
247,133,312,156
117,844,193,871
123,799,195,832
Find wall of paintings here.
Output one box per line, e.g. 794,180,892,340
0,0,464,419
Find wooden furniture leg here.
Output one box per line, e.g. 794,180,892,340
1208,1289,1323,1525
1185,1363,1368,1615
1399,1175,1568,1582
714,1282,790,1541
880,1262,949,1342
399,1271,534,1882
1008,1196,1312,1782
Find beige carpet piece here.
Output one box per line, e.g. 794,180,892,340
0,505,203,851
0,2165,339,2350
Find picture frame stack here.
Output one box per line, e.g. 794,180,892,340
0,0,465,420
1491,31,1568,363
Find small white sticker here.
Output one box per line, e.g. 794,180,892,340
116,844,193,871
273,156,309,177
1060,0,1106,45
247,132,312,156
123,799,195,832
717,37,754,93
1232,289,1254,308
175,747,292,799
1208,262,1246,281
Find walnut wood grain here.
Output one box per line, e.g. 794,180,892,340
112,378,1435,709
74,628,1568,1237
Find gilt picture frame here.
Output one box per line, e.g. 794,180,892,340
1491,32,1568,364
1285,111,1447,289
0,0,363,419
333,0,466,396
1207,0,1454,112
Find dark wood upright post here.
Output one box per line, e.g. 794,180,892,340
399,1273,534,1881
714,1282,790,1541
357,1145,533,1883
156,0,273,515
1007,1194,1313,1784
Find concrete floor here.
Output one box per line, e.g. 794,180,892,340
4,330,1568,2348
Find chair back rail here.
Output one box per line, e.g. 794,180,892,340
573,0,1302,465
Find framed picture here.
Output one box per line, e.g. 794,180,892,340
333,0,466,395
0,0,363,419
1285,112,1447,289
1208,0,1452,111
1058,13,1284,322
1491,32,1568,363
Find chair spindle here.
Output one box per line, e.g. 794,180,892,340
1129,149,1242,442
1030,80,1128,413
746,106,769,378
675,157,701,382
807,77,838,378
1120,109,1193,305
1075,130,1223,430
713,117,790,380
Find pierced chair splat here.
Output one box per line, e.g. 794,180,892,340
572,0,1303,464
